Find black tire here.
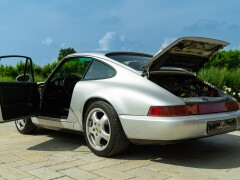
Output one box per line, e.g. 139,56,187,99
15,117,37,134
84,101,129,157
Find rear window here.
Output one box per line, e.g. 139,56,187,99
84,60,116,80
106,53,152,70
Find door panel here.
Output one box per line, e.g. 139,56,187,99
0,82,40,122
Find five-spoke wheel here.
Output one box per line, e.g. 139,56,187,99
15,119,26,131
86,108,111,151
84,101,129,157
15,117,37,134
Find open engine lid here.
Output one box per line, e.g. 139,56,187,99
143,37,229,72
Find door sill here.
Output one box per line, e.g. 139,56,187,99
37,115,67,121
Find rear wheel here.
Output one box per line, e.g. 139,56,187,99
15,117,37,134
84,101,129,157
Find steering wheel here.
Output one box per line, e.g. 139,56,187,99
63,74,81,95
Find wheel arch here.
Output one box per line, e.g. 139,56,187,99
82,97,116,125
82,97,130,156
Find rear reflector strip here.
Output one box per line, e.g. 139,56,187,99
187,101,239,115
148,101,239,117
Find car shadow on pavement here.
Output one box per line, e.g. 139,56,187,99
116,133,240,169
27,128,87,151
26,128,240,169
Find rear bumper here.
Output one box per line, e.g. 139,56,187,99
119,110,240,143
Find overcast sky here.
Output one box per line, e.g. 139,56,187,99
0,0,240,66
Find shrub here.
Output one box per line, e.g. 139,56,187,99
204,50,240,69
198,67,240,101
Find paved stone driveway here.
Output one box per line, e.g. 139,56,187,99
0,122,240,180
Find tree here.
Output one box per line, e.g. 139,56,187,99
205,50,240,69
41,61,58,78
57,48,76,62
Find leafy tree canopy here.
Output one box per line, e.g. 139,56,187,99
57,48,76,62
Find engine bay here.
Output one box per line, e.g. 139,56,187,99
149,72,221,98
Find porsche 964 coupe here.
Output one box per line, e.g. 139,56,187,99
0,37,239,157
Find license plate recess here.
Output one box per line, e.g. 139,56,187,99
207,118,237,135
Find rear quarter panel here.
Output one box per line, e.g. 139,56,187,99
70,61,185,131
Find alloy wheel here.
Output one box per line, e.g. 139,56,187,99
85,108,111,151
15,119,26,131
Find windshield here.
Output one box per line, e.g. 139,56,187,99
106,53,152,70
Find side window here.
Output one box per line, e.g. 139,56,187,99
84,60,116,80
0,56,34,82
53,57,92,79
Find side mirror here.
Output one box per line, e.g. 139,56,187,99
16,74,31,82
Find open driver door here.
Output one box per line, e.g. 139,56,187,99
0,55,40,123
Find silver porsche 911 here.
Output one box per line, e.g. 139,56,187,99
0,37,240,157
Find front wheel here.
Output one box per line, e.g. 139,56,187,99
15,117,37,134
84,101,129,157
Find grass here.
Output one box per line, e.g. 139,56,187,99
0,75,45,82
226,68,240,91
198,67,229,88
198,67,240,101
0,76,15,81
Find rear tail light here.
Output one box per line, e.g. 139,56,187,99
148,105,189,116
148,101,239,117
225,101,239,111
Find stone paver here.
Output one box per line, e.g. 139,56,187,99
126,168,170,179
54,177,74,180
49,160,88,171
27,167,63,180
60,167,97,179
111,160,150,172
0,168,34,179
0,122,240,180
79,159,121,171
93,167,135,180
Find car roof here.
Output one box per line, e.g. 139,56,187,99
63,52,149,75
64,51,153,73
64,51,192,74
65,51,153,59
